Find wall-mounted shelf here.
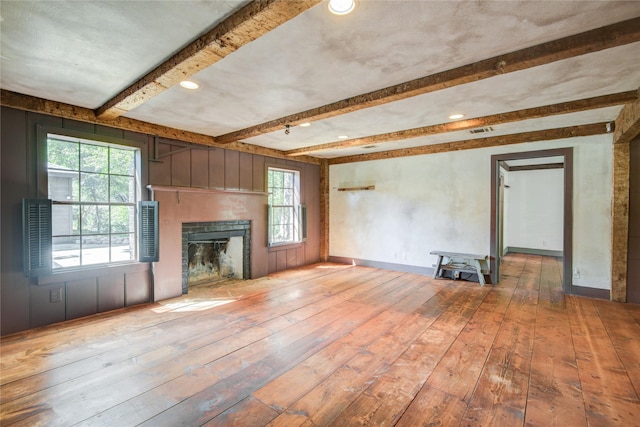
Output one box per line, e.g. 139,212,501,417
337,185,375,192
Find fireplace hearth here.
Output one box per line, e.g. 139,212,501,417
182,221,251,294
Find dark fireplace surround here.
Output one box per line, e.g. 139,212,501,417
182,221,251,294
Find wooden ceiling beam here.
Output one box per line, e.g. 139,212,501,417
1,90,320,165
328,123,609,165
215,17,640,144
95,0,322,120
286,91,636,156
613,88,640,144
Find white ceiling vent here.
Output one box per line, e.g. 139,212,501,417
469,127,494,134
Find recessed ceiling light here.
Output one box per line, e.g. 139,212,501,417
449,113,465,120
299,122,311,127
179,80,199,90
328,0,356,15
338,135,349,139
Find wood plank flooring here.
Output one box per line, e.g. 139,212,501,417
1,254,640,426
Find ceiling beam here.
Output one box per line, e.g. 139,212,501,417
95,0,322,120
286,91,636,156
1,90,320,165
215,17,640,144
613,88,640,144
328,123,609,165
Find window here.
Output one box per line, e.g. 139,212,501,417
267,167,304,245
47,134,140,269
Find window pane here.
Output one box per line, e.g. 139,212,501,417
111,234,134,263
48,139,78,170
81,172,109,202
52,236,80,269
81,239,110,266
283,188,294,205
110,175,134,203
81,144,108,173
52,204,81,237
272,188,284,205
111,205,134,233
110,147,135,176
283,171,294,187
82,205,110,235
49,172,79,202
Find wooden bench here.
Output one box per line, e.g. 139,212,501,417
430,251,489,286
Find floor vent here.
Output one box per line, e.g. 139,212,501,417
469,127,494,134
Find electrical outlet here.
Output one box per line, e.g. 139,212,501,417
573,268,580,279
50,288,63,303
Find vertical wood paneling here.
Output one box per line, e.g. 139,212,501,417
95,124,124,139
123,131,150,194
253,155,266,192
29,284,66,328
1,107,322,334
66,278,98,320
239,152,253,191
268,251,277,273
171,145,191,187
209,148,225,189
62,119,95,133
276,250,288,272
286,248,298,268
98,274,126,313
28,113,63,199
225,150,240,190
149,140,172,186
190,149,209,188
1,108,32,335
126,270,151,305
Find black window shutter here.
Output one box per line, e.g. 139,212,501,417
267,204,273,246
300,204,307,241
139,201,159,262
23,199,52,277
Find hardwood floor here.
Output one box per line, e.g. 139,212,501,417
1,254,639,426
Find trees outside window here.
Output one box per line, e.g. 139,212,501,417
47,134,139,269
268,167,301,245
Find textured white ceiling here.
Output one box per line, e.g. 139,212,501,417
1,1,639,159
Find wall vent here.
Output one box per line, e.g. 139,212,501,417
469,127,494,134
362,145,377,149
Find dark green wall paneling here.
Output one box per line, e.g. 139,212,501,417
0,106,321,335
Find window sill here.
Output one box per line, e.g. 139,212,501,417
268,241,304,250
36,262,150,285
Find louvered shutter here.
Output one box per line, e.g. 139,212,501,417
267,204,273,246
139,201,159,262
23,199,52,277
300,204,307,241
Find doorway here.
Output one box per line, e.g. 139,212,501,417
490,148,573,293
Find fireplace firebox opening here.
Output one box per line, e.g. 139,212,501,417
182,221,250,293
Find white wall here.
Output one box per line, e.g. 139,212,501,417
330,134,613,289
504,168,564,252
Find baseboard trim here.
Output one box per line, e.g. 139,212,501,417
328,256,435,276
571,285,610,300
504,247,563,258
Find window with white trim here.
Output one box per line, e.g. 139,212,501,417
47,134,140,269
267,167,304,245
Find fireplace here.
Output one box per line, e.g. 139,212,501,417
182,221,251,294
